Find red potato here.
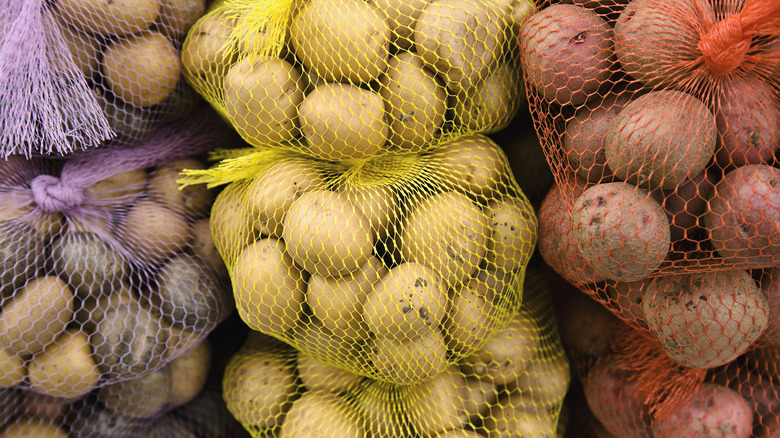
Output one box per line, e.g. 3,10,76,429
651,383,753,438
659,168,717,243
711,361,780,421
538,179,608,286
714,77,780,169
760,266,780,345
555,286,619,357
571,182,671,282
583,358,653,438
705,164,780,267
519,4,613,106
604,278,649,328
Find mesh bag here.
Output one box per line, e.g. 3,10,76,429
221,263,569,437
180,0,534,160
0,0,208,157
522,0,780,433
180,130,539,386
0,109,238,436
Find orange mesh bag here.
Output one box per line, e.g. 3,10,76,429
220,264,569,437
0,0,208,157
522,0,780,433
180,0,535,160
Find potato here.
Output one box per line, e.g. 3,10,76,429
335,183,401,241
157,0,206,40
642,269,768,369
245,158,326,237
556,286,619,357
435,430,484,438
370,328,448,384
762,266,780,345
604,90,717,191
141,414,197,438
223,345,297,429
484,195,537,273
414,0,505,94
380,51,446,150
117,200,190,265
519,4,612,106
224,56,305,146
283,190,373,277
583,358,652,438
280,391,362,438
462,375,497,423
0,388,18,429
290,0,390,84
20,392,75,422
444,277,498,353
153,255,228,331
166,338,211,408
401,191,489,286
210,182,258,261
0,220,45,301
51,231,128,300
404,365,470,436
92,86,156,144
91,302,169,379
348,380,407,437
56,18,100,78
290,317,367,365
652,383,753,438
173,389,251,438
28,329,101,398
459,312,540,386
0,276,74,357
308,256,386,342
660,169,717,242
705,164,780,267
370,0,429,49
55,0,161,37
103,31,180,107
562,90,636,182
73,282,136,334
189,218,228,278
297,351,363,394
66,399,142,438
98,366,171,418
0,418,68,438
450,61,522,134
712,361,780,421
482,394,557,438
571,182,670,282
83,168,146,204
0,191,63,238
510,354,571,409
0,348,24,388
429,134,508,200
299,83,388,161
232,238,306,334
180,11,237,88
147,159,214,218
363,262,448,340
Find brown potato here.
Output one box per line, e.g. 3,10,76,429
28,329,101,399
0,276,74,357
519,4,612,106
571,182,670,282
299,83,388,161
102,31,181,107
117,200,190,265
98,366,171,418
660,168,717,243
20,392,76,423
232,238,306,334
147,159,214,218
297,351,363,394
55,0,161,37
401,191,489,286
428,134,508,200
370,328,448,384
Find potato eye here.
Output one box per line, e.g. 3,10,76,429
572,32,587,42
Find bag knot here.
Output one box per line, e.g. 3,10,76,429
31,174,84,213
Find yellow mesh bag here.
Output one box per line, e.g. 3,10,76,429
181,0,534,159
181,131,538,386
222,264,569,437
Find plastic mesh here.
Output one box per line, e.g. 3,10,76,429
222,263,569,437
181,0,534,160
524,0,780,434
0,0,207,157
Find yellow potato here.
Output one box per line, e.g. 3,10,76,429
180,11,238,89
103,31,181,107
444,277,497,354
349,380,407,437
370,328,448,384
73,282,136,334
232,238,306,334
508,354,570,409
363,262,448,340
401,191,489,286
224,56,305,146
167,338,211,407
157,0,207,40
434,430,484,438
370,0,431,49
55,0,161,37
307,256,386,342
55,16,100,78
27,329,101,399
290,0,390,83
279,391,362,438
83,168,146,204
450,61,522,134
117,199,190,264
210,182,257,262
283,190,373,277
98,366,171,418
189,218,229,278
299,83,388,161
0,418,69,438
289,317,367,365
0,276,74,357
0,193,63,237
484,196,537,272
429,134,508,199
462,376,497,423
0,348,25,388
296,351,363,394
380,51,447,151
335,183,401,243
147,159,214,218
245,158,326,237
483,395,556,438
403,365,471,436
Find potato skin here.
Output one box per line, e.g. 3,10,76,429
0,220,45,301
652,383,753,438
520,4,613,106
52,231,128,300
642,269,768,369
571,182,670,282
56,0,161,37
370,328,448,384
583,359,652,438
429,134,508,200
279,391,362,438
705,164,780,267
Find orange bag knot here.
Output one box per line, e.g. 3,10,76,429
698,0,780,76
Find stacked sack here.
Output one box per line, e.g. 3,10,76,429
0,112,240,437
521,0,780,436
0,0,206,157
178,0,571,435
